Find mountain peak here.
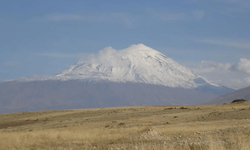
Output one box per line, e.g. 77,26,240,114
54,44,218,89
122,44,160,55
126,43,154,50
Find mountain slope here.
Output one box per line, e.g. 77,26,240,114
0,81,220,113
202,86,250,105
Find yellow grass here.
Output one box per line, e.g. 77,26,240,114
0,102,250,149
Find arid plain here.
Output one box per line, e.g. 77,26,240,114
0,101,250,150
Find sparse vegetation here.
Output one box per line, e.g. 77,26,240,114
0,102,250,150
231,99,247,103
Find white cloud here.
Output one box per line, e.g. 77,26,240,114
38,52,88,59
47,14,83,21
4,61,18,67
88,47,130,68
160,12,187,21
35,9,205,28
197,39,250,49
218,0,250,8
233,58,250,74
190,0,250,15
191,58,250,89
38,12,134,27
215,0,250,15
108,13,134,27
192,60,231,73
148,9,205,21
192,10,205,20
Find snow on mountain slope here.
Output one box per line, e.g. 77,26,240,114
54,44,218,89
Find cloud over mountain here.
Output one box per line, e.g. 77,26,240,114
192,58,250,89
232,58,250,74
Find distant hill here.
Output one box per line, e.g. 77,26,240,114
202,86,250,105
0,81,229,113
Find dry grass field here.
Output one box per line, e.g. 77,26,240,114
0,101,250,150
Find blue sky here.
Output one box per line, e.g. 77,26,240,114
1,0,250,89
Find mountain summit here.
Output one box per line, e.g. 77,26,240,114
55,44,217,89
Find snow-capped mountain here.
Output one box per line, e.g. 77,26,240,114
0,44,233,113
55,44,218,89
